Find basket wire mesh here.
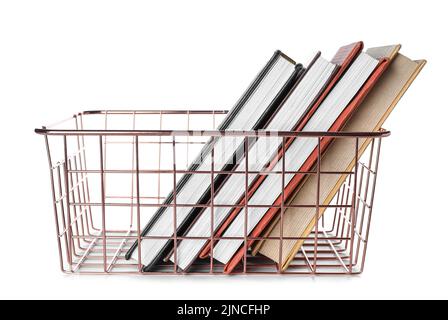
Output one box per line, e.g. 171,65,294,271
36,110,388,275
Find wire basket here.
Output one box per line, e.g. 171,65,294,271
35,110,389,275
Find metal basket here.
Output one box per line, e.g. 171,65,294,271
35,110,389,275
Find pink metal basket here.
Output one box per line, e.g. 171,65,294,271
35,109,389,275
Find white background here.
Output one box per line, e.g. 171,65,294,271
0,0,447,300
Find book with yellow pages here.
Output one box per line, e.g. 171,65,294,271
256,47,426,271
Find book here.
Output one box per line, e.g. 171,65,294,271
213,47,392,273
124,50,302,270
169,52,340,271
256,49,426,271
198,42,364,261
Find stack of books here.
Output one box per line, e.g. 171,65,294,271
125,42,425,273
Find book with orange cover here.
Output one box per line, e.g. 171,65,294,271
257,49,426,271
168,49,346,271
213,47,392,274
198,42,364,260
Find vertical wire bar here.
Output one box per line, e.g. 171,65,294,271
99,135,107,273
129,112,136,228
73,115,86,241
350,164,365,262
79,114,98,233
102,113,108,272
73,116,88,242
44,134,65,272
209,136,215,273
355,139,376,264
334,179,347,243
103,111,108,214
278,137,286,273
78,159,93,235
107,125,136,272
172,136,178,273
68,159,83,249
343,186,353,250
135,136,143,273
73,153,88,243
157,111,163,204
243,136,249,274
63,136,73,272
321,145,325,229
321,208,325,229
360,137,382,272
344,178,355,251
186,111,190,167
57,165,71,265
349,137,359,273
355,167,366,218
329,189,341,233
339,175,352,247
313,138,321,273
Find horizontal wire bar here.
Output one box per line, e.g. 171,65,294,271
67,169,355,175
68,234,351,241
36,129,391,138
64,229,343,237
82,246,345,256
68,202,353,209
82,109,229,115
75,257,350,267
104,141,207,145
62,270,360,275
105,195,165,200
42,110,229,131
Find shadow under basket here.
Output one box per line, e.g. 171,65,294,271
35,110,389,275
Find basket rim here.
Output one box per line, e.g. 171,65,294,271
35,109,391,138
